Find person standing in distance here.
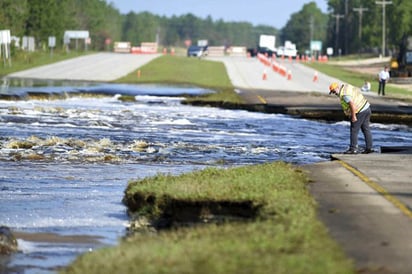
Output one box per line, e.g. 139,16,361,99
378,66,390,96
329,82,374,154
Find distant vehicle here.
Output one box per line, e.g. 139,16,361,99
390,35,412,78
257,47,276,57
277,41,297,58
258,34,276,57
247,34,277,57
187,45,208,57
113,41,131,53
247,47,258,57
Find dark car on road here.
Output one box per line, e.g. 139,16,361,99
187,45,208,57
247,47,276,57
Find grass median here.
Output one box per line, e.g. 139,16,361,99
116,55,243,104
62,163,355,274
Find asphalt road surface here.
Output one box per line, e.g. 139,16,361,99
8,53,340,94
207,55,341,93
8,52,162,82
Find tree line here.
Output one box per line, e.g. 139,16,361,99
0,0,411,55
281,0,412,56
0,0,278,52
325,0,412,55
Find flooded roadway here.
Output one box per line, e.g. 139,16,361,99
1,82,411,273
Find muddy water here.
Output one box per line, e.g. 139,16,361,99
0,83,411,273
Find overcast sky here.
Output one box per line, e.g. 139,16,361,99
108,0,328,29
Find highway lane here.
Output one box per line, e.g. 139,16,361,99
6,52,346,94
207,55,341,93
8,52,161,82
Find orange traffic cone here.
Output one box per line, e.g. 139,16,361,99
287,70,292,80
313,71,318,82
262,69,267,80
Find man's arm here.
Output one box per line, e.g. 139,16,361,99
349,101,357,122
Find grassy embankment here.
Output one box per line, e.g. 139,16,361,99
62,55,356,274
63,162,355,274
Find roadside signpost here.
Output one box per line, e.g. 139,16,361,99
48,36,56,57
63,30,90,51
0,30,11,67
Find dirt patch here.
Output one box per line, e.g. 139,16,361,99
124,192,263,232
13,231,103,244
344,64,382,78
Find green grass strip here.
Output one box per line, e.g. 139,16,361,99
306,62,412,99
62,163,355,274
116,55,243,104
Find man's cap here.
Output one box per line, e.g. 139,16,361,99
329,82,339,94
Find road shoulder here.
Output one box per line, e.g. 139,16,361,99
304,159,412,274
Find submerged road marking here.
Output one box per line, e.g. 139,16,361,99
257,95,267,104
337,159,412,219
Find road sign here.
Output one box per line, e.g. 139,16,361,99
48,36,56,48
310,40,322,51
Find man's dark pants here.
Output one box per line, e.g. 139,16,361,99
350,108,373,151
378,80,386,95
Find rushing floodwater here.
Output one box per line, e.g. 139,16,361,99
0,82,411,273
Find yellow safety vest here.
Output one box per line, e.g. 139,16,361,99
339,84,368,116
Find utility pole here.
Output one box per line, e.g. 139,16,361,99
309,16,314,56
353,6,369,40
376,1,392,57
156,27,160,45
332,14,345,56
344,0,348,55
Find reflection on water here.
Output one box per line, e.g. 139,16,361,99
0,78,215,99
0,83,411,273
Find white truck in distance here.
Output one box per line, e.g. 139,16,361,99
258,34,276,56
277,40,297,58
259,35,276,51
